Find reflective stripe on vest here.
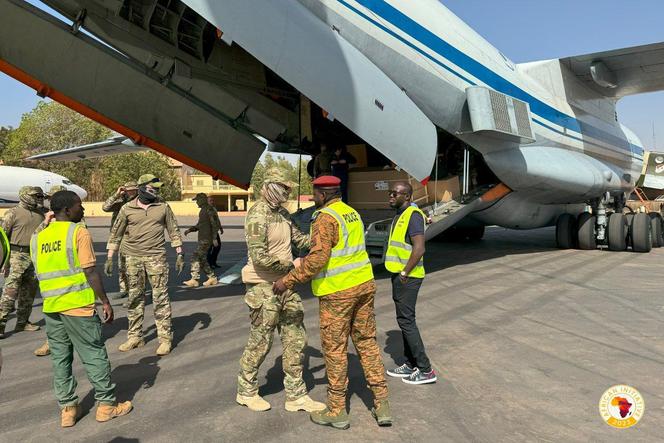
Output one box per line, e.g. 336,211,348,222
0,226,9,270
311,201,373,296
384,206,426,278
30,221,95,313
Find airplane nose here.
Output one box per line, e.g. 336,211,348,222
70,185,88,200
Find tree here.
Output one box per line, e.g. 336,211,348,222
0,126,13,159
1,101,180,200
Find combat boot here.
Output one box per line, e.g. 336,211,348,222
182,279,200,288
14,322,40,332
285,395,326,412
156,340,171,356
61,404,82,428
236,394,271,412
202,277,218,287
310,408,350,430
34,341,50,356
118,337,145,352
96,401,133,422
111,292,128,300
371,399,393,427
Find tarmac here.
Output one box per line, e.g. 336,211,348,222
0,216,663,442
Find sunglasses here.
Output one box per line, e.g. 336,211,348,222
388,190,408,197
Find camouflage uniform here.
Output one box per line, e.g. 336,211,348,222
237,174,311,402
102,183,137,295
282,198,389,414
107,192,182,345
187,193,221,282
0,187,45,334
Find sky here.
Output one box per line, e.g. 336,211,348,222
1,0,663,150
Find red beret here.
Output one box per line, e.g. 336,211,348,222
312,175,341,187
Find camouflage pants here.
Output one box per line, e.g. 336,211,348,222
0,251,38,330
125,255,172,343
118,252,128,295
237,283,307,401
190,241,214,281
319,287,388,413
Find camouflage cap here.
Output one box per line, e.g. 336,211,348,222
47,185,67,198
123,180,138,190
19,186,45,197
263,167,298,188
137,174,163,188
192,192,208,201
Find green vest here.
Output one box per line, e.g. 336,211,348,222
385,206,426,278
0,227,9,269
311,201,374,296
30,221,95,313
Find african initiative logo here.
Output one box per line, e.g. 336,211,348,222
599,385,645,429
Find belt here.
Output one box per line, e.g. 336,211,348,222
10,244,30,253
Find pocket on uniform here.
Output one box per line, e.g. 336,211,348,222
249,308,262,327
244,283,268,310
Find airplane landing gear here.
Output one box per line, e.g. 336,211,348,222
577,212,597,250
631,213,652,253
555,213,576,249
607,213,628,251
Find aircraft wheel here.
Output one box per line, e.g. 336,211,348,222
648,213,663,248
555,213,577,249
577,213,597,250
631,213,652,253
607,213,628,251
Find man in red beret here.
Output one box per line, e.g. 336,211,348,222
274,175,391,430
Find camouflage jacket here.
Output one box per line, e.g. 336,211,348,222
191,203,222,243
1,204,45,246
102,193,130,230
242,200,310,282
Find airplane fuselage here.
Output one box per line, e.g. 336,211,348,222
0,166,87,207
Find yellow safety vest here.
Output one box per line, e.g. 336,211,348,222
0,227,9,270
311,201,374,296
30,221,95,313
385,206,426,278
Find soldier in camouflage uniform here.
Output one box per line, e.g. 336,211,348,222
236,168,325,413
102,181,138,299
106,174,184,356
0,186,45,338
274,175,391,429
182,192,221,288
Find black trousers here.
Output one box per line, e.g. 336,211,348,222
391,274,431,372
207,234,221,267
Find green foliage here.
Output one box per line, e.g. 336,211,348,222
250,153,312,200
0,101,180,201
0,126,13,158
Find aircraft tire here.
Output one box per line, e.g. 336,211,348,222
648,213,663,248
631,213,652,253
555,213,576,249
607,213,628,251
577,213,597,250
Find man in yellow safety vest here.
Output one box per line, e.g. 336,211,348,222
273,175,391,430
30,190,132,428
384,182,436,385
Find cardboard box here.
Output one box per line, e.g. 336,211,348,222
346,144,368,168
426,176,460,203
348,168,427,209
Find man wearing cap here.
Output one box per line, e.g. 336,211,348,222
0,186,45,338
236,167,325,414
182,193,221,287
273,175,391,430
106,174,184,356
102,181,139,300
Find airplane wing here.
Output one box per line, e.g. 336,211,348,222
560,41,664,98
182,0,438,182
26,136,147,162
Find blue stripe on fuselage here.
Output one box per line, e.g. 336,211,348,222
337,0,642,155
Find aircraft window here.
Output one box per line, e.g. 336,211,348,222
62,180,72,185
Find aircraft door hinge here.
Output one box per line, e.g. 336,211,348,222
71,9,87,35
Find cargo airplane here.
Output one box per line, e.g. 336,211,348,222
1,0,662,252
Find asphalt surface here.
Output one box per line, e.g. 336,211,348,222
0,216,663,442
